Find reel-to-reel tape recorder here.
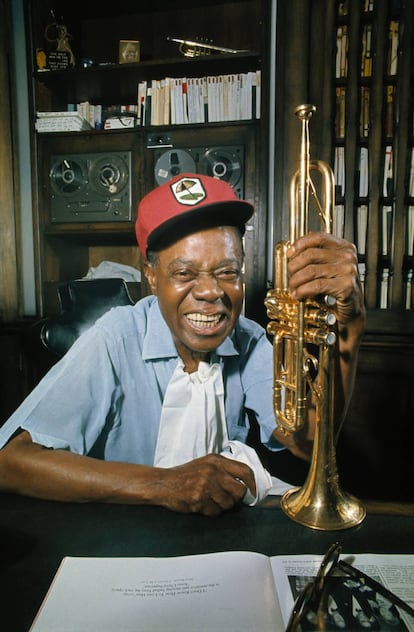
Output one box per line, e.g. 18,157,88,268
49,152,132,223
153,145,244,198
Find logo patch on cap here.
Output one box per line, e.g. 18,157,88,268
170,177,206,206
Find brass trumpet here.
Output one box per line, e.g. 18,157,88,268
265,104,366,530
167,36,248,58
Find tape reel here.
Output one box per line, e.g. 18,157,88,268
153,145,244,197
154,149,196,185
50,157,87,196
49,152,132,222
89,155,130,196
199,147,243,192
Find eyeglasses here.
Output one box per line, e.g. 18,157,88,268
286,542,414,631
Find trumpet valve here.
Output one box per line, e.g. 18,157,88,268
305,306,336,327
306,328,337,346
324,294,336,307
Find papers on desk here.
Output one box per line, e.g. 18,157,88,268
29,550,414,631
30,552,284,632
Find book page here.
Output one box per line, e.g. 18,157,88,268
30,550,284,632
271,553,414,631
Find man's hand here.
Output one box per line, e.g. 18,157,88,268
154,454,256,517
286,232,365,327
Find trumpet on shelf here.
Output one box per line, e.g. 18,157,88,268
167,36,248,58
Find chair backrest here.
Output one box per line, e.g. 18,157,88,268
41,278,136,356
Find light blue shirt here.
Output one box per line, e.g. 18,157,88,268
0,296,281,463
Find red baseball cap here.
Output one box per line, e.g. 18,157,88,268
135,173,254,256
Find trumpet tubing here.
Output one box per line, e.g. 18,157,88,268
265,104,366,530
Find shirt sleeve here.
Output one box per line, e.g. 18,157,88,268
0,325,122,454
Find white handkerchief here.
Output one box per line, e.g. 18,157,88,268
154,360,228,468
221,440,273,506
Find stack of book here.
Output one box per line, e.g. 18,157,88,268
35,112,92,133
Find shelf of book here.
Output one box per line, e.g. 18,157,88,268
332,0,414,311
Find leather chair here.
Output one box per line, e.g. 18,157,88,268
40,278,136,356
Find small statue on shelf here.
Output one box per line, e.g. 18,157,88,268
55,24,75,66
44,12,75,69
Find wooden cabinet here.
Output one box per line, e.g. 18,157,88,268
24,0,271,320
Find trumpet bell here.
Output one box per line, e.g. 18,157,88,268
282,485,367,531
281,346,366,530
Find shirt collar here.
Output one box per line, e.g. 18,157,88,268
142,298,240,361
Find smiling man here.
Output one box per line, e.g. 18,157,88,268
0,174,365,516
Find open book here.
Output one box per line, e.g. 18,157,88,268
30,550,414,631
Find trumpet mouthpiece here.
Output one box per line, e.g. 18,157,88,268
295,104,317,120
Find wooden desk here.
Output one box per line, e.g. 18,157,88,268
2,493,414,631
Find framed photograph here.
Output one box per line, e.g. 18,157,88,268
119,40,140,64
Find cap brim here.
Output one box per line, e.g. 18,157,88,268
147,199,254,253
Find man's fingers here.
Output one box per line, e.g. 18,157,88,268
158,454,255,516
284,232,362,321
